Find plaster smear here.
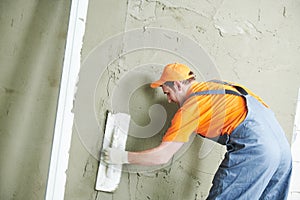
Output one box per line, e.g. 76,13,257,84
212,0,262,38
214,20,262,38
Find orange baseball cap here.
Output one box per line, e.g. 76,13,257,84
150,63,194,88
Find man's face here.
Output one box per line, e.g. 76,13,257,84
161,85,180,105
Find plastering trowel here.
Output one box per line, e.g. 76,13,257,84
95,112,131,192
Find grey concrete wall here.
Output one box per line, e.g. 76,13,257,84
65,0,300,200
0,0,70,199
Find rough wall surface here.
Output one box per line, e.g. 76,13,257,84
65,0,300,200
0,0,70,199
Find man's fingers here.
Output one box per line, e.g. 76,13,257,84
100,148,129,165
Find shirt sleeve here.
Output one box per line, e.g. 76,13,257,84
162,106,200,142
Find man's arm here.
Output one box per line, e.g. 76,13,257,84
128,141,184,166
103,141,184,166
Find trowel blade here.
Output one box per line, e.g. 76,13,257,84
95,112,130,192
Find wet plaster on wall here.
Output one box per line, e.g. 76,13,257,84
65,0,300,199
125,0,300,138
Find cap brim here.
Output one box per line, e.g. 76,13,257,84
150,74,195,88
150,80,164,88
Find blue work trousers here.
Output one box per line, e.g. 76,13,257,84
207,95,292,200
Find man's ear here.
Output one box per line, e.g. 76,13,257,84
173,81,182,92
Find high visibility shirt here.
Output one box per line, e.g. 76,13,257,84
162,81,268,142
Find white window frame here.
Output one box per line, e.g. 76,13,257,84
45,0,89,199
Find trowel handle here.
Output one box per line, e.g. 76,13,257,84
106,126,121,178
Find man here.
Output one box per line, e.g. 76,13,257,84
104,63,292,199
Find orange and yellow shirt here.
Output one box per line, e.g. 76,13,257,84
162,81,268,142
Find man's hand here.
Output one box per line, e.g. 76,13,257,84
102,148,129,165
